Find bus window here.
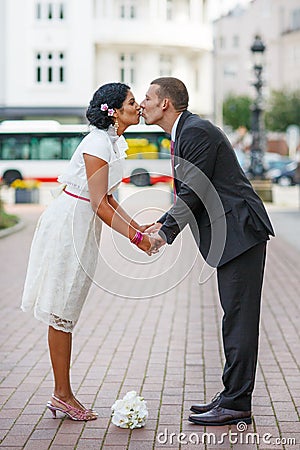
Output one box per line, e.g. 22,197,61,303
38,137,62,159
62,136,83,159
1,137,30,160
30,138,40,159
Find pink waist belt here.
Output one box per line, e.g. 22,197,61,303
63,188,90,202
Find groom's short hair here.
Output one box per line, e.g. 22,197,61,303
151,77,189,112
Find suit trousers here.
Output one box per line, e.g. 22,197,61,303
216,241,267,411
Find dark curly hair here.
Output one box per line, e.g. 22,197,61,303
86,82,131,130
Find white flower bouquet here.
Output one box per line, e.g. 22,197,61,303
111,391,148,429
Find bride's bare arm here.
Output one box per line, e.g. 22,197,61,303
84,153,151,252
107,194,154,232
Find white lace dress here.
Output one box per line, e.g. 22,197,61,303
21,126,128,332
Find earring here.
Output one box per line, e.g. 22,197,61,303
114,119,119,133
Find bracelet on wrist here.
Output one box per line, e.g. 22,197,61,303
130,230,143,245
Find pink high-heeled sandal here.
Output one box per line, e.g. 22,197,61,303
47,395,98,421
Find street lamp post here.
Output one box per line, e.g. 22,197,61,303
249,35,266,179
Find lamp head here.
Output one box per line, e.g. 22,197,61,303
250,35,266,68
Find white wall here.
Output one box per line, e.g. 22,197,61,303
3,0,93,108
1,0,214,118
0,0,6,104
92,0,213,116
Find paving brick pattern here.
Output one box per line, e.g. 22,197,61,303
0,204,299,450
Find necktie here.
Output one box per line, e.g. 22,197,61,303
171,140,177,203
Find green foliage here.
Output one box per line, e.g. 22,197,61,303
0,209,19,230
0,191,19,230
265,90,300,131
222,94,252,130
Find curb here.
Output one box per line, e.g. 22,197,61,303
0,220,26,239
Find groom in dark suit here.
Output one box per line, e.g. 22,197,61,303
141,77,274,426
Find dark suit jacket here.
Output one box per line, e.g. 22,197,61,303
158,111,275,267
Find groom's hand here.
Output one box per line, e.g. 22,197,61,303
149,232,166,252
136,234,160,256
139,223,155,233
144,222,162,234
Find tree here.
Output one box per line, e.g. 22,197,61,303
222,94,252,130
265,89,300,131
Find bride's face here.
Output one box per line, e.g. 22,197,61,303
115,90,140,130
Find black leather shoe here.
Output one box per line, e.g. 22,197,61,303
188,406,252,426
190,393,221,414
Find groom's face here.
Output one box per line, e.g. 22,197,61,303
140,84,164,125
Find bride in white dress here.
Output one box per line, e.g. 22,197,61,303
21,83,156,421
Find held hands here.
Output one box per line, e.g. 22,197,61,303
143,222,162,234
148,232,166,254
136,234,161,256
139,223,155,233
143,222,166,255
133,223,166,256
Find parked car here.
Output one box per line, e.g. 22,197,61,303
264,157,298,186
235,151,299,186
272,161,297,186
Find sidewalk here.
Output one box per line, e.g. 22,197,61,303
0,196,299,450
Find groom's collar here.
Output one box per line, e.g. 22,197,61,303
175,110,192,141
171,113,182,141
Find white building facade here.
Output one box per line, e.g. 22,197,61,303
213,0,300,125
0,0,213,122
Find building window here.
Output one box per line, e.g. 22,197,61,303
233,35,239,48
166,0,173,21
223,63,237,77
48,3,53,19
296,46,300,62
185,0,190,19
35,51,65,84
120,4,125,17
36,2,41,19
194,67,199,91
119,53,135,84
130,5,135,18
291,9,300,30
159,55,173,76
35,2,66,21
119,0,136,19
36,53,42,82
202,0,208,22
219,36,225,49
59,53,65,81
59,3,64,19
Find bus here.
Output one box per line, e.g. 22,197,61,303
0,120,172,187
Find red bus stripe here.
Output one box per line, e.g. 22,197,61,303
0,176,173,184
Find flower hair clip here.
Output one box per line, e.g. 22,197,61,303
101,103,115,116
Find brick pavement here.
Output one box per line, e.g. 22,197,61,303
0,202,299,450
